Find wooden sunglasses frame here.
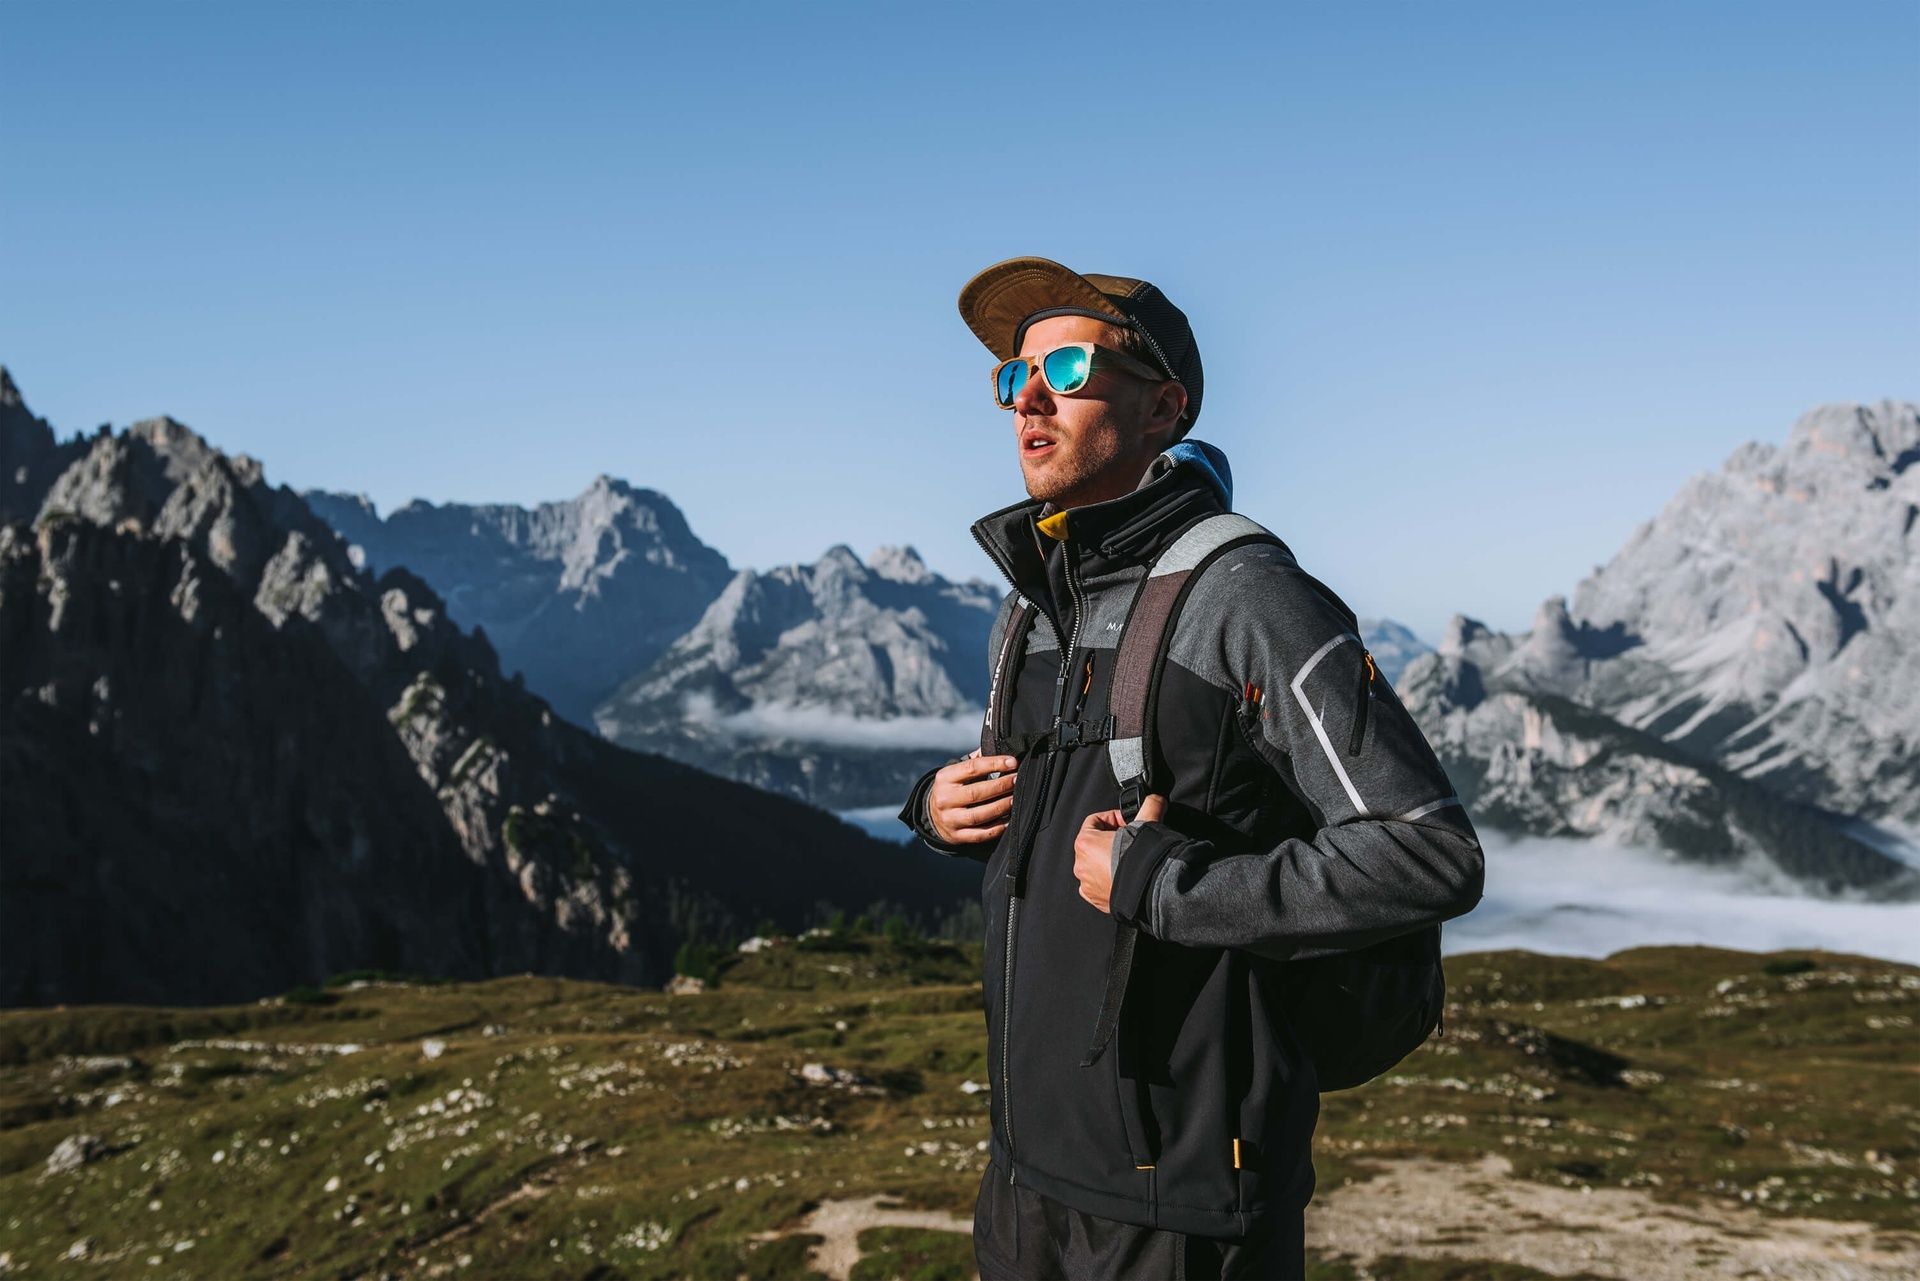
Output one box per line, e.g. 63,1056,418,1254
991,342,1174,408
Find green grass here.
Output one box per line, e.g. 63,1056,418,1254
0,939,1913,1278
851,1226,975,1280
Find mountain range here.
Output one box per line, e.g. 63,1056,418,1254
0,368,977,1007
299,399,1920,899
1396,400,1919,896
7,361,1912,1017
304,481,1432,811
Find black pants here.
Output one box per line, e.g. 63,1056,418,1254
972,1161,1307,1280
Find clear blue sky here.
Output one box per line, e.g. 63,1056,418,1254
4,1,1914,644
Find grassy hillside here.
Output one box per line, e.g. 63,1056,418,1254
1,933,1914,1278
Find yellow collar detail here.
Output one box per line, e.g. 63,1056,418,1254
1036,510,1070,541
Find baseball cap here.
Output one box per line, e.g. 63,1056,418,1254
957,255,1204,428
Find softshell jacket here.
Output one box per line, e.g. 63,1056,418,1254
899,439,1485,1237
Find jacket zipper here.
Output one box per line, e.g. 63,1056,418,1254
1346,648,1376,756
969,523,1086,1181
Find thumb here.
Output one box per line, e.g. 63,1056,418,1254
1137,793,1168,823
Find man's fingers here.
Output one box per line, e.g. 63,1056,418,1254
937,792,1013,831
942,754,1019,785
956,772,1017,806
943,819,1009,844
951,794,1014,823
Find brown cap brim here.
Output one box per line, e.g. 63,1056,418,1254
957,257,1132,359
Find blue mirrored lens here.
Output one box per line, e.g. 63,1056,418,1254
1044,346,1091,393
996,360,1027,405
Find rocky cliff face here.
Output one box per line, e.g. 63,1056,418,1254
0,370,976,1006
1397,401,1920,897
302,478,735,726
592,543,999,808
1,367,90,525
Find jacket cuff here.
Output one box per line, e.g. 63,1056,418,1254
1109,821,1188,930
898,760,977,858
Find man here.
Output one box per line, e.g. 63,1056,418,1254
898,256,1485,1280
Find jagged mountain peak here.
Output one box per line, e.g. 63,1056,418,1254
816,543,868,576
2,369,91,525
1782,399,1920,480
581,472,654,501
870,544,933,584
572,472,682,521
1439,614,1494,657
313,489,380,520
596,537,1001,800
301,472,736,726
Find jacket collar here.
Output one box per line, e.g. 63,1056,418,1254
970,438,1234,603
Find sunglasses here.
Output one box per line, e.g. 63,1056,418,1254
991,342,1172,409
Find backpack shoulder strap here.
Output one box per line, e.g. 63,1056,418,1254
1081,512,1290,1073
1106,513,1288,817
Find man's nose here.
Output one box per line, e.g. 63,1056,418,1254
1012,364,1053,417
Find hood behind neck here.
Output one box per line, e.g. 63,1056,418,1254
1134,437,1232,507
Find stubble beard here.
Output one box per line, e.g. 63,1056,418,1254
1021,419,1141,509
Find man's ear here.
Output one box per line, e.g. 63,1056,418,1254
1144,380,1189,445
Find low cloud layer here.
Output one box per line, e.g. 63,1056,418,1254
683,692,981,750
1448,832,1920,965
842,819,1920,964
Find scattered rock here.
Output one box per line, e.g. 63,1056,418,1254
46,1133,107,1175
795,1062,880,1094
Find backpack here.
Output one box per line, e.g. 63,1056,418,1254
983,511,1446,1093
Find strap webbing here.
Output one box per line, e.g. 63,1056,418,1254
1078,919,1139,1067
1000,714,1115,762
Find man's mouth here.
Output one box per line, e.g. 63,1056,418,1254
1022,429,1057,458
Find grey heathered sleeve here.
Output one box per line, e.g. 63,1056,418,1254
1137,550,1485,960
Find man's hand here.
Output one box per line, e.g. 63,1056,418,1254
928,749,1020,845
1072,793,1166,913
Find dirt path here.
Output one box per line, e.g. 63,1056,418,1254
1308,1154,1920,1280
767,1194,975,1281
779,1157,1919,1281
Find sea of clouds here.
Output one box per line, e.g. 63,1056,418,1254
682,691,982,751
839,817,1920,965
1448,832,1920,964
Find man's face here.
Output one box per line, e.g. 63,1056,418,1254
1010,314,1169,509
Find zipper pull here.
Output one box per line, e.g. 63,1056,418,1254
1346,649,1375,755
